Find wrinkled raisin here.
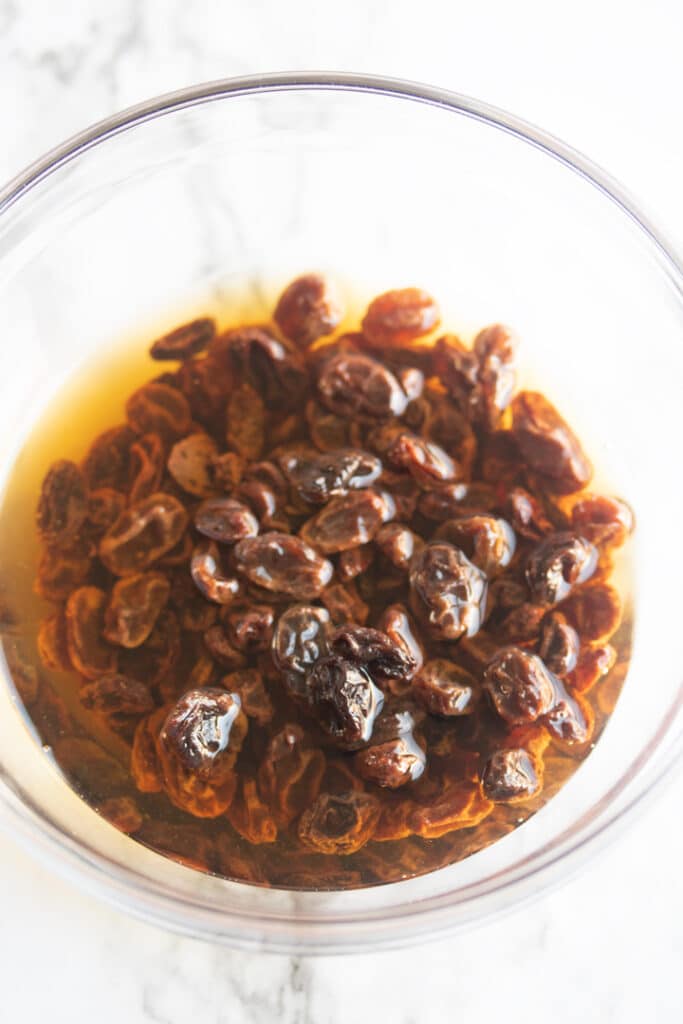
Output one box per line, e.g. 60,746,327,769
484,647,556,724
526,532,597,605
272,604,332,699
338,544,375,580
409,542,487,640
413,659,479,716
126,382,191,439
481,748,541,803
80,673,154,717
354,735,426,789
435,514,516,576
234,532,333,598
511,391,592,494
308,655,384,749
274,273,344,348
65,586,118,680
298,791,381,854
103,572,170,648
195,496,259,544
538,611,580,676
559,582,622,643
362,288,440,347
330,625,416,684
36,460,88,545
300,489,394,553
167,433,219,497
279,447,382,505
386,431,457,486
570,494,634,548
318,353,414,420
191,541,243,605
99,493,188,576
149,317,216,360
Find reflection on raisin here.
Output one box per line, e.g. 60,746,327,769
413,659,479,716
234,532,333,598
362,288,440,348
409,542,487,640
484,647,556,724
481,748,541,803
308,655,385,749
274,273,344,348
526,532,598,605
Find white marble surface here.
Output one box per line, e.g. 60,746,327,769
1,1,682,1020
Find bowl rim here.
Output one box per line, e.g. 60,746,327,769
1,71,682,954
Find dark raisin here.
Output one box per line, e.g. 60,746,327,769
412,659,479,716
483,647,556,724
234,532,333,599
329,625,417,685
526,532,598,605
279,447,382,505
298,791,381,854
149,317,216,360
274,273,344,348
386,431,457,486
299,489,395,553
538,611,580,676
272,604,332,698
167,433,219,497
409,542,487,640
354,735,426,789
362,288,440,347
434,514,516,576
317,353,413,420
191,541,243,605
195,496,259,544
481,748,541,802
511,391,592,494
570,494,634,548
308,655,384,749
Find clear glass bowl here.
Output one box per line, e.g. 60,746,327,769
0,73,681,954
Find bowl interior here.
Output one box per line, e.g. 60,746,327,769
0,78,681,952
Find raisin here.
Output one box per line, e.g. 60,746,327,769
65,586,118,680
338,544,375,581
37,610,72,671
228,778,278,843
481,748,541,803
36,460,88,545
526,532,598,605
511,391,592,494
233,480,281,528
308,655,384,749
224,603,274,654
203,625,247,669
149,317,216,360
167,433,219,497
409,542,488,640
87,488,127,535
257,725,326,826
81,425,134,491
496,602,547,644
538,611,580,676
222,668,274,726
543,680,593,745
98,795,144,834
210,451,244,492
320,581,369,625
127,433,165,503
234,532,333,599
158,688,247,817
506,486,554,540
376,605,424,687
409,783,492,839
169,572,217,631
298,791,381,854
412,659,479,716
300,489,394,554
362,288,440,347
329,625,417,685
374,523,421,572
435,514,516,576
418,481,498,521
194,496,259,544
483,647,556,724
570,494,634,548
103,572,170,648
306,400,357,452
191,541,243,605
354,735,426,789
119,610,180,688
317,353,413,420
386,431,457,486
272,604,332,699
558,582,622,643
126,382,191,440
131,707,167,793
99,493,188,576
80,673,155,717
177,353,234,431
217,325,309,409
226,382,266,459
279,447,382,505
566,643,616,693
274,273,344,348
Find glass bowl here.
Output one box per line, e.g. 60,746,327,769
0,73,681,955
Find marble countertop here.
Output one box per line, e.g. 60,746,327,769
1,2,682,1021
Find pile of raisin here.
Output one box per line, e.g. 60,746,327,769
29,274,633,888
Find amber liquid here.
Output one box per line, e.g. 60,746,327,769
0,295,633,890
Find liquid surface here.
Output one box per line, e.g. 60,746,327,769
0,279,633,889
